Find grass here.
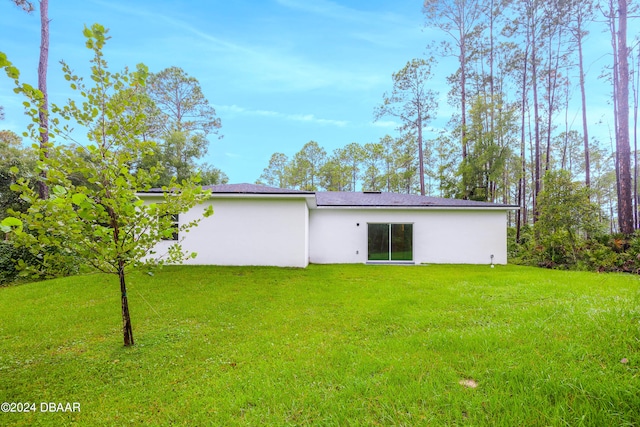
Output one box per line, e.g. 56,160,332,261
0,264,639,426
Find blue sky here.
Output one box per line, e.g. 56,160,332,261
0,0,438,183
0,0,616,184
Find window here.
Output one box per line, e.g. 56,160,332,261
161,213,179,241
367,223,413,262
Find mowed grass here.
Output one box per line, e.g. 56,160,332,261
0,264,639,426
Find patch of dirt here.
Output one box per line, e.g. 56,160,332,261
459,379,478,388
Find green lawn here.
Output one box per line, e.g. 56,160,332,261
0,264,639,426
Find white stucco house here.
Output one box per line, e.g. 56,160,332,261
140,183,517,268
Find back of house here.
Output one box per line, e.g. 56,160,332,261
139,183,517,268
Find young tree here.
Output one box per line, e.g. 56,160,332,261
534,170,602,266
375,58,438,195
0,24,213,346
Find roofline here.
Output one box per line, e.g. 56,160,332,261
137,189,517,210
209,191,316,196
136,190,314,196
206,192,317,206
136,191,318,207
314,205,519,211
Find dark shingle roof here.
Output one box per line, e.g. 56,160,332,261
142,184,516,209
315,191,516,208
201,183,313,195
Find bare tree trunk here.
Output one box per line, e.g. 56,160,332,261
460,31,468,161
561,80,570,171
37,0,49,200
544,33,557,172
517,42,530,243
417,113,425,196
608,1,622,220
532,26,542,222
489,0,495,111
616,0,634,234
633,44,639,228
106,200,135,346
577,13,591,189
119,262,134,347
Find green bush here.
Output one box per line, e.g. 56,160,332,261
0,240,85,286
512,230,640,274
0,241,34,285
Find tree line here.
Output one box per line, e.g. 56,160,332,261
260,0,637,242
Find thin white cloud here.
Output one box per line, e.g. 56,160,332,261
275,0,422,49
276,0,362,21
371,120,399,129
91,0,384,93
216,104,348,127
275,0,405,24
91,0,249,54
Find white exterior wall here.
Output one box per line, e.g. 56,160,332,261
309,208,508,265
155,197,310,267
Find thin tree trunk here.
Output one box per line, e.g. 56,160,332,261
577,13,591,189
418,113,425,196
608,1,622,219
544,23,564,174
633,44,639,227
37,0,49,200
616,0,634,234
107,201,134,346
561,81,570,171
532,25,542,222
119,261,134,347
489,0,495,113
518,39,531,243
461,37,468,161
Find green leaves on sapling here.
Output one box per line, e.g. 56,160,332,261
0,217,23,234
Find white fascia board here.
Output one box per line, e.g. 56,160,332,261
208,193,317,208
137,191,317,208
312,205,518,211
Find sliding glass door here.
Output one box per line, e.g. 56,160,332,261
367,223,413,262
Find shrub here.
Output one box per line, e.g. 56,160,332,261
0,239,84,286
512,230,640,274
0,241,34,285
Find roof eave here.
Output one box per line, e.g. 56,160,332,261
137,190,317,207
314,204,519,210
